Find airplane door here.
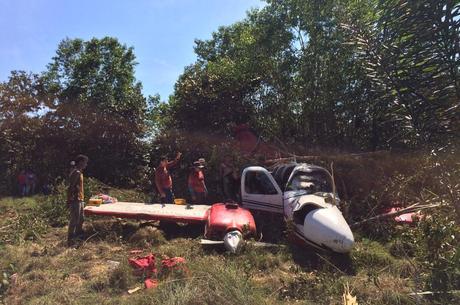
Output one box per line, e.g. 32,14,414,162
241,167,283,214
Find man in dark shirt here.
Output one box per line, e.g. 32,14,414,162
220,155,238,201
154,152,181,204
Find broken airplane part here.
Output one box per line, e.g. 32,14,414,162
241,163,354,253
84,201,257,253
84,163,353,253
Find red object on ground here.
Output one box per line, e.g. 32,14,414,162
129,253,188,289
204,203,257,240
385,207,419,223
144,278,159,289
161,256,189,275
161,256,186,269
128,254,157,276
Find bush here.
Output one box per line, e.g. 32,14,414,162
129,226,166,247
417,213,460,302
40,182,69,227
84,177,150,203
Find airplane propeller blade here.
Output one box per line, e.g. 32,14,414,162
200,239,224,245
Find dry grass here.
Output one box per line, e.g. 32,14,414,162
0,214,434,305
0,200,434,305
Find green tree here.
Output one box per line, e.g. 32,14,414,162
0,71,48,193
170,0,379,148
43,37,149,186
169,6,298,142
168,0,458,151
342,0,460,148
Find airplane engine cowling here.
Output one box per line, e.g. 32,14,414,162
302,205,354,253
205,203,256,240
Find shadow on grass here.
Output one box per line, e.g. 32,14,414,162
83,218,204,245
158,221,204,240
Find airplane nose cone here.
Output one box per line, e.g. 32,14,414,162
302,206,354,253
340,231,355,253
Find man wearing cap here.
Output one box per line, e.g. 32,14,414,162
188,159,208,204
155,152,182,204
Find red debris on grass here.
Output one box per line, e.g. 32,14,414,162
144,278,159,289
128,253,157,276
386,207,422,223
128,253,188,290
161,256,186,269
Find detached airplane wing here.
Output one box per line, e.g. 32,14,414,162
84,202,210,224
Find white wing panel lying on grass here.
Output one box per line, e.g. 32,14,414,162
84,202,210,224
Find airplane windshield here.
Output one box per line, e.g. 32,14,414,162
285,169,333,194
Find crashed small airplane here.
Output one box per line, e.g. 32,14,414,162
84,201,257,253
84,163,354,253
241,163,354,253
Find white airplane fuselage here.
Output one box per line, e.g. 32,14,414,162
284,192,354,253
241,164,355,253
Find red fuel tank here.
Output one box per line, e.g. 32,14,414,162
204,203,257,240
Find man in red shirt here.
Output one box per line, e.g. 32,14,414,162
155,152,181,204
188,160,208,204
17,171,27,196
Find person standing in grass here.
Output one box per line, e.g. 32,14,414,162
155,152,182,204
17,170,27,196
220,155,238,201
67,154,88,246
188,160,208,204
26,170,36,195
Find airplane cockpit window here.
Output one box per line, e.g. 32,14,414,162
285,169,333,194
245,171,278,195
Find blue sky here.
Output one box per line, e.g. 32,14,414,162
0,0,264,100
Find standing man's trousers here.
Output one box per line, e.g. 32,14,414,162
68,201,84,241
